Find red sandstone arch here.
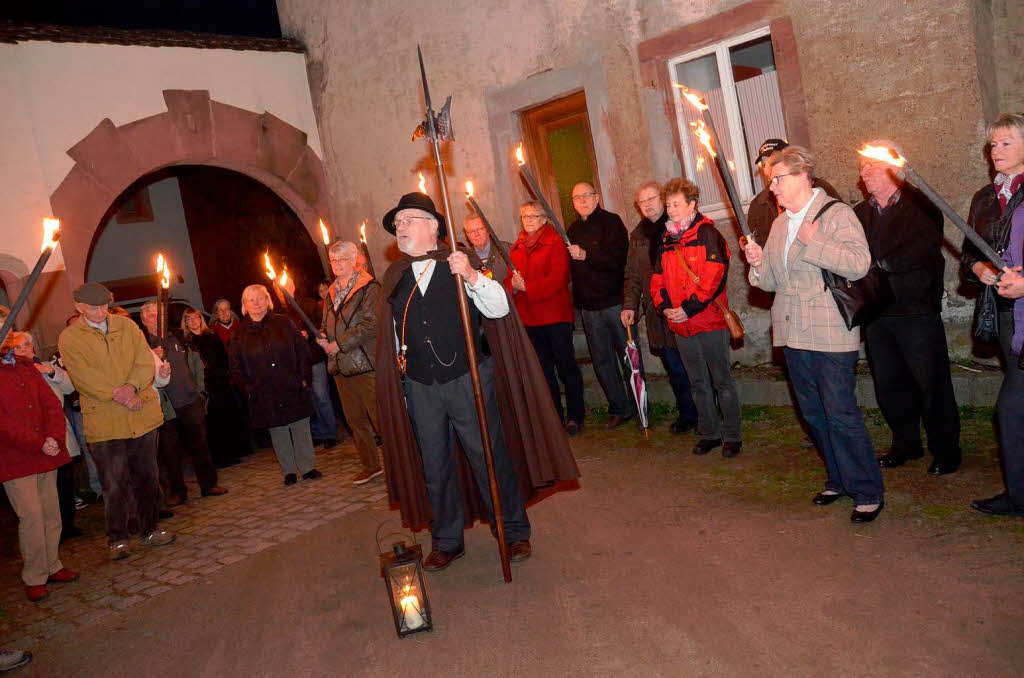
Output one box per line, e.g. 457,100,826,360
51,89,333,290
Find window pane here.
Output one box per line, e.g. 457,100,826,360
673,54,737,207
729,36,787,194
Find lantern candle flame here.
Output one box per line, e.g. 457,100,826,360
400,594,426,630
41,218,60,252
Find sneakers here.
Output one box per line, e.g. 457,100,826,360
284,473,298,486
302,469,324,481
0,648,31,671
47,568,79,583
109,539,131,561
139,529,176,547
352,468,383,486
25,585,48,602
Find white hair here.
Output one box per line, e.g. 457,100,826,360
240,284,274,316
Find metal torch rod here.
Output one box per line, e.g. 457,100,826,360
419,45,511,583
466,195,516,275
516,163,572,247
902,166,1008,270
273,281,323,338
360,241,377,279
0,246,55,348
699,107,751,238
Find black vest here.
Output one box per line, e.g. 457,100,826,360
390,263,484,384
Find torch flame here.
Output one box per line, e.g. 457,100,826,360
319,219,330,246
696,156,705,172
515,143,525,166
418,172,426,193
857,144,906,168
264,251,275,280
279,268,288,287
673,83,709,112
727,160,736,172
690,120,717,158
155,252,165,274
359,221,367,244
41,218,60,252
465,180,474,197
160,261,170,290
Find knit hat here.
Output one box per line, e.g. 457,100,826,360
73,282,112,306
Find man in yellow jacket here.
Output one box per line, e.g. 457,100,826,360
58,283,175,560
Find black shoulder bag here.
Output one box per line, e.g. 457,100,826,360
815,200,893,330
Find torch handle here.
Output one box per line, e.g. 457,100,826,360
903,167,1008,270
360,241,377,279
700,109,751,237
517,164,572,247
0,248,53,348
274,282,324,338
466,196,516,275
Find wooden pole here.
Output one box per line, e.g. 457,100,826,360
418,46,511,583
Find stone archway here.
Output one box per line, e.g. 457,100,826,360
50,89,333,291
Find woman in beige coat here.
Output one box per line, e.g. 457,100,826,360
743,146,884,523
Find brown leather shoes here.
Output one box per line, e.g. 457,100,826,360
423,547,465,572
201,485,229,497
508,540,531,562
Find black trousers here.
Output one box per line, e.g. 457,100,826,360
158,398,219,499
525,322,585,424
88,430,160,542
864,313,961,464
56,460,76,537
206,389,250,465
404,358,530,552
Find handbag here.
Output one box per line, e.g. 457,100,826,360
674,248,745,341
814,200,893,330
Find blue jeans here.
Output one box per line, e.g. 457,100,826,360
784,347,883,505
660,344,698,422
309,361,337,441
580,305,635,419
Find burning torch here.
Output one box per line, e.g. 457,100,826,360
0,219,60,348
465,180,516,276
514,143,571,247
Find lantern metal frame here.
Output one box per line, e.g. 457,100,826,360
377,522,433,639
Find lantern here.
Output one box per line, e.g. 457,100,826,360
380,541,433,638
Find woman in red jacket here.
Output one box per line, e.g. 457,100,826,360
0,335,77,602
650,178,742,456
505,200,586,435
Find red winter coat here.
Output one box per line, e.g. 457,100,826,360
650,213,731,338
0,356,70,482
504,224,574,327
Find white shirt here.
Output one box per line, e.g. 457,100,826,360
783,188,821,272
84,316,109,334
394,258,510,351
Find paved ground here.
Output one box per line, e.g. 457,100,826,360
1,407,1022,677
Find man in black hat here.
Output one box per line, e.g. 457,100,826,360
58,283,175,560
374,193,579,572
746,139,840,247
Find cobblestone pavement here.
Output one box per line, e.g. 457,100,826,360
0,443,388,651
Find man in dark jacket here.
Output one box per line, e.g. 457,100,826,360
140,301,227,503
567,182,635,428
318,240,382,486
856,146,961,475
747,139,840,246
622,181,698,433
464,213,510,284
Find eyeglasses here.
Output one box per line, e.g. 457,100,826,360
521,214,546,220
393,216,433,229
637,196,660,206
328,256,354,264
571,192,597,202
769,173,794,187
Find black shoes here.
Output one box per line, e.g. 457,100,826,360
302,469,323,481
722,441,742,458
877,451,923,468
566,420,582,437
971,492,1024,517
850,502,884,523
284,473,298,486
692,439,722,455
812,492,845,506
669,416,697,434
927,461,960,476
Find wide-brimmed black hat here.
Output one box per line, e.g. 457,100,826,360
382,192,447,239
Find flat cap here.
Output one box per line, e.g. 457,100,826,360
73,282,112,306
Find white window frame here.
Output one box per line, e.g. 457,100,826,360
667,26,774,222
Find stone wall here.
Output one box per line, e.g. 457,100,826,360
278,0,1022,364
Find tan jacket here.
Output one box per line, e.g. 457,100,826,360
58,314,163,443
749,190,870,352
323,270,379,377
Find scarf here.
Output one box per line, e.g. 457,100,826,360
332,271,360,310
665,212,697,236
995,173,1024,212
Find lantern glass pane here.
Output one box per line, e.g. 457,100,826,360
387,562,429,632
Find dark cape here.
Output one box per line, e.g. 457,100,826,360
375,244,580,530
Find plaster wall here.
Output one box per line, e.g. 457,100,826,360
0,40,322,279
279,0,1017,363
87,177,204,309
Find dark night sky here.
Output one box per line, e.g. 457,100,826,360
1,1,283,38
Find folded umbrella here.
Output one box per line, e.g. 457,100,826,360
624,326,650,439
